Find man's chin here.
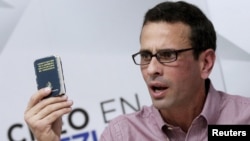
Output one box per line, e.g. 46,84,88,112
152,99,169,110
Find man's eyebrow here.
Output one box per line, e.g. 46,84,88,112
139,49,151,52
141,48,175,52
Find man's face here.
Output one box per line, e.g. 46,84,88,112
140,22,204,110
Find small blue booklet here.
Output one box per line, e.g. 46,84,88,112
34,55,66,98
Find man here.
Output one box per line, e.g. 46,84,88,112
24,1,250,141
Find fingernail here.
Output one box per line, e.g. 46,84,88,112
44,87,51,92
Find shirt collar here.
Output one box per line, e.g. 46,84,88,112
200,79,221,125
151,105,166,127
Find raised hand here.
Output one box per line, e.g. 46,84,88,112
24,87,73,141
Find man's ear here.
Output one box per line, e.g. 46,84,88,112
199,49,216,79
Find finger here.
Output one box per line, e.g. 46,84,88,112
26,87,52,111
35,97,73,120
27,107,71,136
25,97,73,129
33,105,72,129
52,117,62,131
25,95,70,120
42,106,72,125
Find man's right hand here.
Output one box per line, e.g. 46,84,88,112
24,87,73,141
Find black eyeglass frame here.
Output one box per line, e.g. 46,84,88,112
132,47,194,65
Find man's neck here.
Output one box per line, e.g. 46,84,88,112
159,80,209,132
159,99,205,132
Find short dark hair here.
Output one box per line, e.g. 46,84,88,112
142,1,216,59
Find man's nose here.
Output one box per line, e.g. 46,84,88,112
146,57,163,76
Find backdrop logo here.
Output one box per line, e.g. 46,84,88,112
61,108,98,141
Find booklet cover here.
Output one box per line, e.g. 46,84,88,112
34,55,66,98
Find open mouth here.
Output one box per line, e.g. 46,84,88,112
149,85,168,99
148,79,169,98
151,86,168,92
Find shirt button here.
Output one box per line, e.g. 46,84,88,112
168,126,173,130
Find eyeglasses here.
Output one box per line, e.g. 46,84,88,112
132,48,194,65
